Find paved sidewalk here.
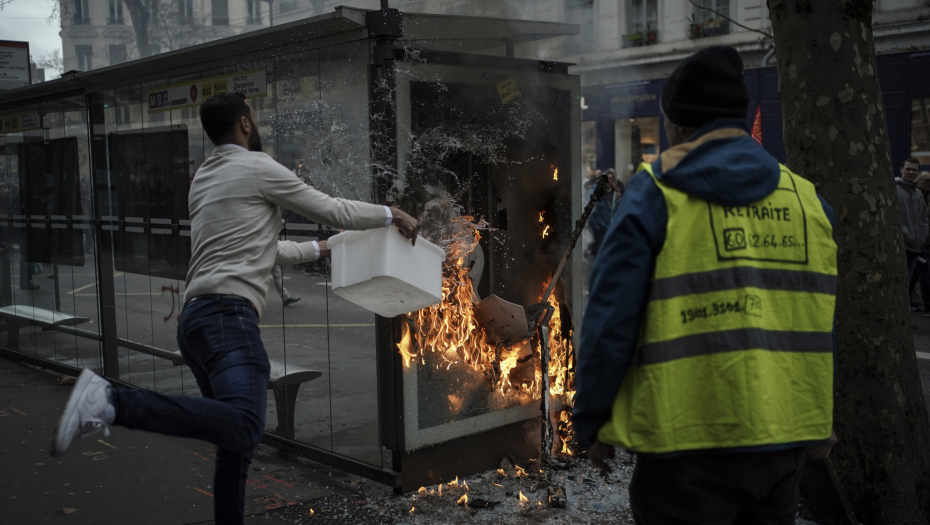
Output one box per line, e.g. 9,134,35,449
0,356,379,525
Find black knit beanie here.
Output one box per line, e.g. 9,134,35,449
661,46,749,128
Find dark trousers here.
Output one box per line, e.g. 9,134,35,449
113,297,270,525
630,448,806,525
907,249,930,310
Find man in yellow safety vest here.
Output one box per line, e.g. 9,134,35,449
573,46,837,523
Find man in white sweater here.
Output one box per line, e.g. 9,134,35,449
50,92,418,524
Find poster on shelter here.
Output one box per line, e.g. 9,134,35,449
0,111,40,134
146,68,267,114
0,41,30,91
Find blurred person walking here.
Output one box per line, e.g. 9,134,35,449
271,265,300,306
897,157,928,310
588,168,625,259
49,92,418,525
911,170,930,315
573,46,837,523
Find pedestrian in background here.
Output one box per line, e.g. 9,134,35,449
912,170,930,315
574,46,837,523
588,168,624,258
50,92,418,525
897,157,928,311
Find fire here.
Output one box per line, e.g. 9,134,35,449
309,509,314,516
497,469,506,476
539,211,544,222
397,321,416,367
417,486,426,495
457,493,468,506
559,410,575,455
542,225,550,238
438,483,443,496
409,506,415,513
553,167,558,180
515,465,527,477
450,476,459,487
395,225,576,450
519,491,529,504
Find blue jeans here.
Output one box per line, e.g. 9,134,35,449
112,297,270,525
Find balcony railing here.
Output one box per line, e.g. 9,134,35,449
622,29,659,49
107,17,124,25
689,20,730,39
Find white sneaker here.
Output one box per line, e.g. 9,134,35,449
51,369,115,457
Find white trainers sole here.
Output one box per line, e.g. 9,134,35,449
51,369,106,457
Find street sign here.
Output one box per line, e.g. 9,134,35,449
0,41,31,91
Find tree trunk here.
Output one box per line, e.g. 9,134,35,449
123,0,151,58
767,1,930,523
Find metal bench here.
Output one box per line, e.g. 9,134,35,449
268,359,322,440
0,305,90,351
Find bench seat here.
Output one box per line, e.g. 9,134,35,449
0,305,90,331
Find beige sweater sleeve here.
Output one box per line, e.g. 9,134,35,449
276,240,320,265
256,155,389,230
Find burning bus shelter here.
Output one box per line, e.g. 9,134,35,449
0,5,581,491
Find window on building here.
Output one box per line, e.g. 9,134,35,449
247,0,262,24
212,0,229,25
563,0,595,55
690,0,730,38
75,45,93,71
625,0,658,47
108,0,124,24
912,98,930,165
178,0,194,24
109,45,127,65
73,0,91,25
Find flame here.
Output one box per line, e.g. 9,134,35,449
539,211,544,222
409,506,415,513
457,493,468,506
553,167,558,180
497,469,506,477
493,482,503,487
417,486,426,495
438,483,443,496
463,481,470,490
450,476,459,487
515,465,527,477
399,234,576,449
559,410,575,455
309,509,314,516
397,321,416,367
519,491,529,504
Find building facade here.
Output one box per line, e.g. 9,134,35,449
59,0,930,173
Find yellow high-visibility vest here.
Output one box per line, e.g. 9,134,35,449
597,163,837,454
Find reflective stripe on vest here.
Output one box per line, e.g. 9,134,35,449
597,164,837,454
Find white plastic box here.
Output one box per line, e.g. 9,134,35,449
328,226,445,318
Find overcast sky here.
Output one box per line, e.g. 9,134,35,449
0,0,62,78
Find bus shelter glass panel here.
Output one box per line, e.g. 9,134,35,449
0,97,102,372
269,39,382,467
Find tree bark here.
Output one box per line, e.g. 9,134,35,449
123,0,151,58
767,1,930,523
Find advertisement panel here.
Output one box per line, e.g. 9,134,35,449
146,68,266,114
